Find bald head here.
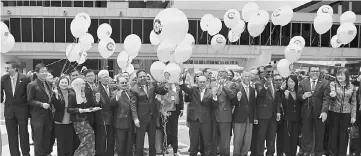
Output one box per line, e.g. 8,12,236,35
198,76,207,81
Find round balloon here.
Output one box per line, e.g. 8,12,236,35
98,37,116,59
228,30,240,43
317,5,333,16
125,64,135,74
181,33,195,45
340,11,356,24
284,45,302,63
330,35,342,48
70,18,88,38
75,12,91,29
1,33,15,53
200,14,214,31
1,22,9,44
208,18,222,36
153,8,189,45
173,43,192,63
242,2,260,22
258,10,270,25
157,41,176,62
163,63,181,83
224,9,241,29
337,23,357,44
150,31,161,45
248,15,265,37
211,34,226,51
77,51,87,64
66,43,82,62
271,6,293,26
277,59,290,77
289,36,305,50
150,61,167,82
313,13,333,34
117,51,130,69
231,20,246,35
124,34,142,58
97,23,112,40
78,33,94,51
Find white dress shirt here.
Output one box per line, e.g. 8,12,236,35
200,88,205,101
10,73,18,96
310,78,318,91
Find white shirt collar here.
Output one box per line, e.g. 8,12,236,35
242,82,250,88
10,72,18,79
310,78,318,83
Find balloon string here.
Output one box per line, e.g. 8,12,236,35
46,59,64,67
279,26,283,46
265,26,276,46
60,60,69,74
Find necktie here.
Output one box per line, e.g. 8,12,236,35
245,86,249,100
143,85,148,97
311,80,316,92
123,90,130,100
200,89,204,101
43,82,51,100
105,86,109,97
11,76,16,96
269,80,274,98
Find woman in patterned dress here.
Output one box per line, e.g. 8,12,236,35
68,78,101,156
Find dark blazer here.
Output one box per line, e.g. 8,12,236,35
84,82,96,126
210,81,237,122
67,91,95,122
95,84,113,125
110,90,136,129
297,78,331,119
181,84,213,123
129,82,167,123
255,78,280,120
51,89,73,123
1,73,30,119
281,91,301,121
27,79,53,122
176,89,184,115
232,84,257,123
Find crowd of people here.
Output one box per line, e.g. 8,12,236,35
1,59,361,156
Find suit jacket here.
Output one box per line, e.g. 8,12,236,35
297,78,331,119
110,90,135,129
84,82,97,126
255,78,280,120
95,84,113,125
209,81,237,122
280,90,301,121
67,91,95,122
27,79,53,123
51,89,73,123
181,84,213,123
232,84,257,123
1,73,30,119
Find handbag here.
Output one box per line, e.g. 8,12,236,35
348,123,360,139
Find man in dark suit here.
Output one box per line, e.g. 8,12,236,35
94,70,115,156
27,63,53,156
232,71,257,156
180,75,213,156
129,70,168,156
255,65,281,156
1,60,30,156
297,65,330,156
83,69,97,130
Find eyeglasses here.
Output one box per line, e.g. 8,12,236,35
310,70,320,73
119,82,128,85
266,71,274,73
274,79,283,81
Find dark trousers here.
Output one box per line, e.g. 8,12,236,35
54,123,75,156
31,118,53,156
250,123,258,156
166,111,179,153
115,128,134,156
323,119,331,155
5,117,30,156
95,124,115,156
211,121,231,156
189,120,212,156
328,112,350,156
301,116,325,156
284,121,300,156
256,118,277,156
49,122,55,154
277,120,284,156
135,119,157,156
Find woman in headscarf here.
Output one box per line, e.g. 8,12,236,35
68,78,101,156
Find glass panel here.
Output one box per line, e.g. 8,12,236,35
89,19,99,42
261,22,271,46
302,23,311,47
350,25,359,48
84,1,94,7
22,18,32,42
133,19,143,43
30,0,36,6
271,24,281,46
122,19,131,43
74,1,83,7
108,60,114,70
10,18,21,42
321,30,331,47
311,24,320,47
188,20,198,44
82,59,99,70
51,1,61,7
110,19,121,43
281,23,291,46
218,21,228,44
65,18,73,43
198,21,208,44
95,0,107,7
3,20,10,28
33,18,43,42
291,23,301,37
43,0,50,7
143,19,153,44
2,1,9,6
44,18,54,42
252,36,260,45
36,0,43,6
16,0,23,6
23,0,30,6
7,1,16,6
240,27,249,45
129,1,146,8
55,18,65,42
62,1,72,7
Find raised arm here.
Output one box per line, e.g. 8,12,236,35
129,89,139,122
222,81,237,99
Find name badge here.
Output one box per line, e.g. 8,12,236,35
171,96,175,101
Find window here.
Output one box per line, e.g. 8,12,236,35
51,1,61,7
88,19,99,42
198,21,208,44
143,19,153,44
281,23,291,46
36,0,43,6
74,1,83,7
188,20,198,44
23,0,30,6
21,18,32,42
95,1,107,8
219,21,228,44
349,25,359,48
43,0,50,7
271,24,281,46
16,0,23,6
82,59,99,70
84,1,94,7
129,1,146,8
301,23,311,47
55,18,65,42
252,36,261,45
261,22,271,45
110,19,121,43
10,18,21,42
44,18,54,42
30,0,36,6
240,27,250,45
133,19,143,43
321,29,331,47
4,1,16,6
66,18,73,43
33,18,43,42
291,23,301,37
62,1,72,7
311,24,320,47
122,19,132,43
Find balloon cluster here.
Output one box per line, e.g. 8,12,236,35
200,14,226,51
97,23,115,59
66,13,94,64
1,22,15,53
117,34,142,74
335,10,357,47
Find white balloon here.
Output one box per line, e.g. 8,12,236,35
181,33,195,45
224,9,241,29
200,14,214,31
1,33,15,53
211,34,226,51
66,44,82,62
330,35,342,48
277,59,291,77
271,6,294,26
150,61,167,82
242,2,260,22
248,15,265,37
228,30,240,43
124,34,142,58
258,10,270,25
153,8,189,45
208,18,222,36
75,12,91,29
289,36,306,50
70,18,88,38
150,31,161,45
313,14,333,35
97,23,112,40
337,23,357,44
231,20,246,35
340,11,356,24
1,22,9,44
125,64,135,74
284,45,302,63
174,43,192,63
163,63,181,83
98,37,116,59
317,5,333,16
76,51,87,64
157,41,176,62
78,33,94,51
117,51,130,69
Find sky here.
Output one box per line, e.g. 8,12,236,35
172,0,312,11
